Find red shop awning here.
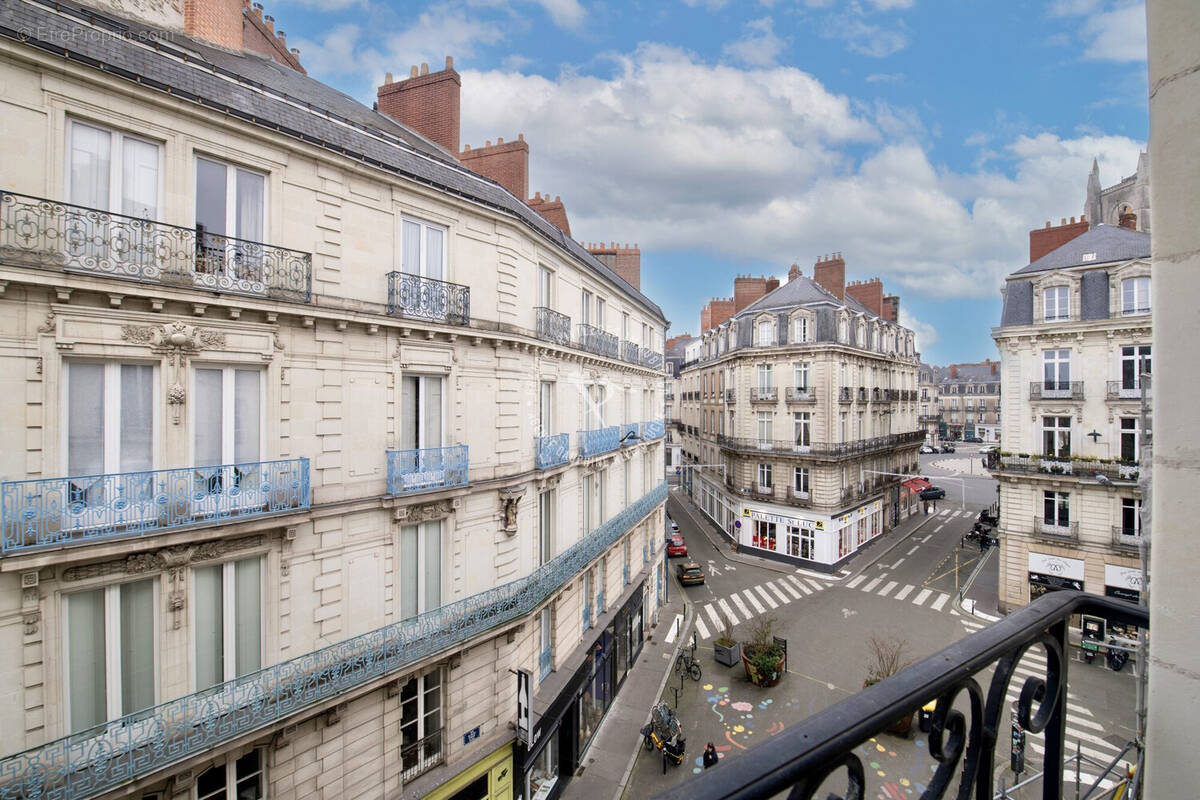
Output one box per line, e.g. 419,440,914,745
902,478,932,493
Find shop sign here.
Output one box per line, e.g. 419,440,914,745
1028,572,1084,591
516,669,531,746
1104,564,1143,593
1028,552,1084,581
463,726,480,745
745,507,822,529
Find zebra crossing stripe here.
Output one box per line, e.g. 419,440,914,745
705,603,723,631
717,598,740,625
786,575,810,594
754,585,779,609
767,582,792,604
742,589,766,615
846,575,867,589
877,581,898,597
778,579,803,599
930,593,950,611
913,588,932,606
862,577,883,592
731,593,754,618
695,617,711,640
804,578,826,592
894,584,915,601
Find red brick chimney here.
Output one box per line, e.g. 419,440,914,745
845,277,884,315
1119,210,1138,230
1029,216,1089,263
527,192,571,236
586,242,641,290
710,298,734,328
787,263,802,282
241,1,305,72
377,58,461,155
881,294,899,323
733,275,773,312
949,365,958,378
185,0,244,51
460,135,529,199
813,253,845,301
666,333,692,352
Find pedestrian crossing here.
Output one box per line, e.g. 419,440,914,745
692,575,832,640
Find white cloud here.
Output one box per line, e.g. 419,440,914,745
1049,0,1146,63
899,309,938,353
865,72,904,83
722,17,786,67
822,15,908,57
682,0,731,9
867,0,915,9
532,0,586,28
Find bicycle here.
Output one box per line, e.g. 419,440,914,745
675,633,702,681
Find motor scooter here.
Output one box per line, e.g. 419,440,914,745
1107,639,1129,671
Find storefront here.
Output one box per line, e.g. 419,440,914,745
1028,552,1085,600
1104,564,1143,604
727,499,883,571
521,584,645,800
425,743,514,800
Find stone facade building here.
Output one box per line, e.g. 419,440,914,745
936,361,1002,442
0,2,668,799
917,363,941,444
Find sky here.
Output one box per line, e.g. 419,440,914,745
277,0,1149,365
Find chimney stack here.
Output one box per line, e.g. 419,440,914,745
587,242,642,290
733,275,774,311
813,253,846,301
460,133,529,200
1119,210,1138,231
377,56,462,156
527,193,571,236
845,277,884,316
787,263,802,282
185,0,244,51
1029,215,1089,263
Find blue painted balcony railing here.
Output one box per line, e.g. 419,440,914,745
539,648,553,680
620,423,641,446
0,191,312,302
652,590,1148,800
0,458,310,555
0,481,668,800
386,446,469,495
641,420,665,440
386,271,470,326
535,433,570,470
579,426,620,458
597,590,605,615
624,563,631,584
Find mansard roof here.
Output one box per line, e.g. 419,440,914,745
1012,224,1151,276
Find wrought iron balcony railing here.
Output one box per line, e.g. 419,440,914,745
839,387,852,402
621,339,641,364
919,414,941,423
723,388,735,403
386,445,469,494
1,458,310,555
579,426,620,457
857,387,867,402
716,431,924,459
387,271,470,326
1,190,313,302
786,487,812,506
400,729,444,784
535,433,570,470
621,423,641,446
0,482,667,800
641,420,665,440
1029,381,1084,401
1111,526,1146,551
535,307,572,346
988,455,1140,482
653,590,1147,800
786,387,816,403
1105,380,1145,401
750,387,777,403
1033,517,1080,542
640,349,664,370
577,323,619,359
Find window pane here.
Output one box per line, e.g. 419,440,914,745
235,169,264,243
121,137,158,219
401,376,418,451
195,158,228,235
120,364,153,473
234,370,260,463
400,524,418,619
68,589,107,732
194,564,224,689
402,220,422,276
120,579,155,715
424,377,443,449
70,122,111,209
196,764,227,800
195,369,223,467
234,559,261,677
68,363,105,477
425,227,444,280
423,521,441,612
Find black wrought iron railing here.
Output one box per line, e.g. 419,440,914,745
1030,381,1084,401
387,271,470,325
577,323,619,358
653,591,1148,800
1,190,312,301
536,307,572,346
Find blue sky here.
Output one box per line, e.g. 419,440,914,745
278,0,1148,364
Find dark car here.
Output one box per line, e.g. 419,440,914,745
676,561,705,586
667,535,688,557
920,486,946,501
939,443,956,453
964,436,983,443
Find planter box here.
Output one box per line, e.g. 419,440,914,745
742,648,785,687
713,640,741,667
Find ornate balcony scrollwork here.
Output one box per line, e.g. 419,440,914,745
386,271,470,326
386,445,469,494
535,307,572,346
535,433,570,470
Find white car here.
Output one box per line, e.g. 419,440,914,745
979,445,998,455
919,445,938,454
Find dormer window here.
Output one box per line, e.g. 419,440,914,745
1121,277,1150,315
793,315,811,343
757,319,774,346
838,318,848,343
1044,285,1069,322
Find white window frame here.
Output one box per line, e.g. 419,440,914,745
757,319,774,346
401,374,446,451
67,118,162,219
1043,490,1070,528
794,362,810,391
398,215,446,280
191,365,265,466
193,556,263,690
793,466,809,495
758,364,773,391
757,462,772,491
581,289,593,326
793,316,810,343
196,749,265,800
195,155,268,254
756,411,773,447
1042,349,1071,393
400,520,442,620
539,380,554,436
793,412,811,451
1121,277,1150,315
63,360,158,476
1120,345,1151,395
1044,285,1070,322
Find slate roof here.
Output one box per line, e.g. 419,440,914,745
666,336,696,358
1012,224,1150,275
735,275,871,318
0,0,667,322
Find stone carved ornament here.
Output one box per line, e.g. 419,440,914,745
499,485,527,534
122,321,227,424
393,499,458,523
61,535,264,582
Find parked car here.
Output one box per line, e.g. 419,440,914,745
978,445,998,455
964,435,983,443
676,561,705,586
919,444,938,454
667,534,688,557
920,486,946,501
939,443,956,453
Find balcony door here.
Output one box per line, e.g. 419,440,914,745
1042,349,1070,393
195,157,266,284
400,521,442,619
193,367,263,514
194,556,262,690
401,376,445,451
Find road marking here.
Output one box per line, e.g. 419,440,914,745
754,585,779,609
934,524,945,533
790,576,814,596
706,562,722,576
906,545,919,556
930,592,950,611
862,577,883,592
664,614,683,644
804,578,826,592
894,584,915,600
877,580,898,597
743,589,767,614
767,581,792,604
921,535,932,543
846,575,867,589
732,593,754,618
913,588,932,606
842,607,858,618
695,617,711,640
891,557,906,569
778,579,803,599
718,598,740,625
705,603,723,631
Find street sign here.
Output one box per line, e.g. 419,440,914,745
515,669,531,746
1011,717,1026,773
1081,615,1106,653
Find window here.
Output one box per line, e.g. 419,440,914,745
598,469,608,524
757,320,774,346
621,312,630,341
196,750,264,800
581,289,593,325
793,362,810,391
786,526,814,559
539,380,554,435
194,366,261,466
1121,498,1142,537
1120,418,1140,462
400,521,441,619
539,608,554,679
1121,277,1150,315
67,579,156,732
758,364,773,391
753,520,777,550
65,362,154,509
194,557,261,691
756,412,773,446
399,216,445,282
1044,285,1070,321
196,156,266,278
838,318,848,343
582,474,594,531
794,316,810,343
538,266,552,307
582,571,593,631
401,375,444,450
597,556,607,613
1043,490,1069,528
1042,349,1071,392
1120,345,1151,394
1042,416,1071,458
793,466,810,495
792,412,811,450
757,462,773,490
400,671,443,782
596,297,606,330
538,490,554,565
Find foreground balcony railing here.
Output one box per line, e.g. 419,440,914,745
387,271,470,326
785,387,816,403
654,590,1147,800
400,729,445,784
0,458,310,555
1105,380,1145,401
1111,525,1146,551
621,339,641,364
386,446,469,494
0,483,667,800
640,349,664,370
579,426,620,457
750,387,777,403
641,420,665,440
535,433,570,470
577,323,619,359
1030,381,1084,401
535,307,572,346
1,190,312,302
987,454,1139,481
716,431,923,458
1033,517,1080,542
621,423,641,446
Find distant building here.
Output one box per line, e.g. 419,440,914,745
1085,153,1150,234
917,363,942,443
936,361,1002,442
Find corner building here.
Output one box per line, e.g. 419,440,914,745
0,2,668,798
679,259,922,571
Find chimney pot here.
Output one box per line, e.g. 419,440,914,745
264,14,274,33
291,47,300,56
1060,218,1066,226
385,71,393,84
420,62,430,75
1081,213,1086,222
445,55,454,69
497,136,504,144
410,65,419,77
277,31,286,42
518,133,524,141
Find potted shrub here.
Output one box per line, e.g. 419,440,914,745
713,615,741,667
863,634,914,737
741,615,786,687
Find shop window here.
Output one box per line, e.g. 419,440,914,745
753,520,776,550
528,732,560,800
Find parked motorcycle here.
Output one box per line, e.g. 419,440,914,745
642,702,687,773
1107,639,1129,672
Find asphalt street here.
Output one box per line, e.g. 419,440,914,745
629,447,1137,800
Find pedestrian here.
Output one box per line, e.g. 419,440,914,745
703,742,719,769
